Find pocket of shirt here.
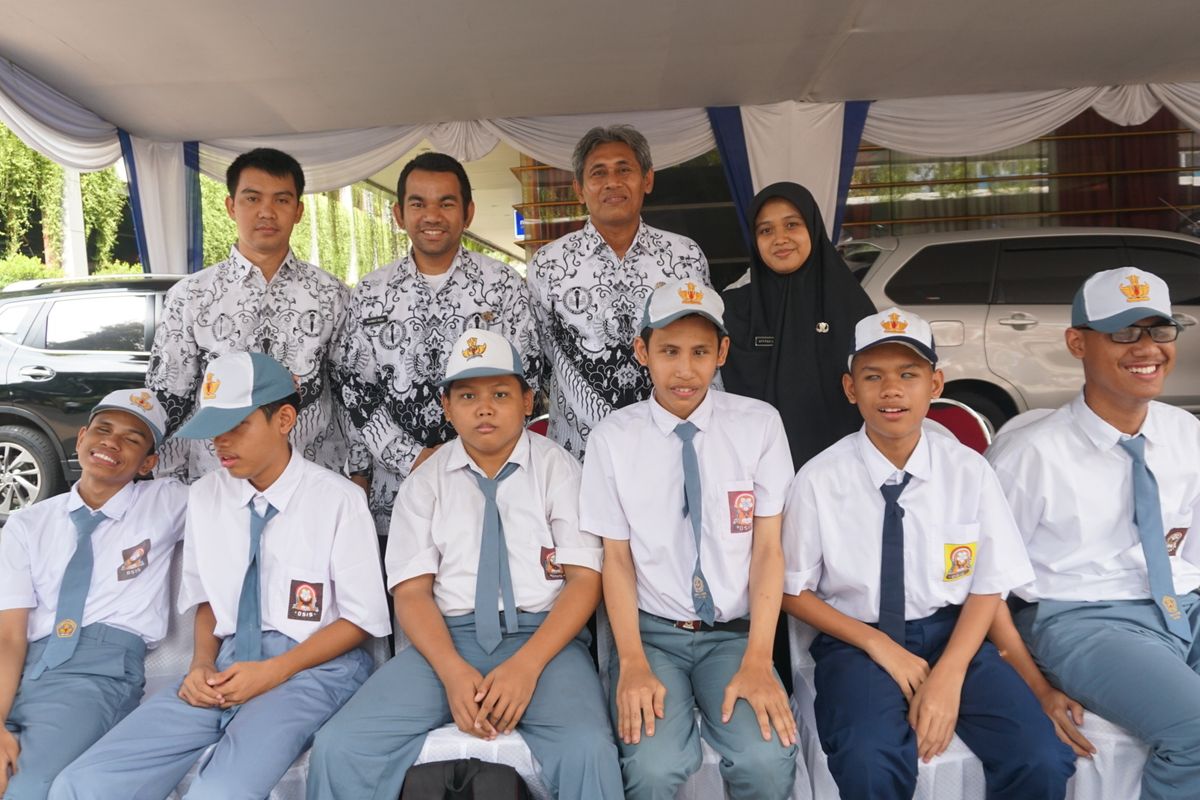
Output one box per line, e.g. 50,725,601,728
935,523,981,583
1165,510,1194,558
722,480,757,536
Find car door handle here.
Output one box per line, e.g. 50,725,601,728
18,365,55,380
997,313,1039,330
1174,313,1198,328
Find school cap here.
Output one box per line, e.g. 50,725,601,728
640,279,727,335
440,328,524,387
848,307,938,369
1071,268,1177,332
90,389,167,450
175,351,296,439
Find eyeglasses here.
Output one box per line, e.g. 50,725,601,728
1100,324,1180,344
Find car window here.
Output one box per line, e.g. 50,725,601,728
45,295,147,352
838,243,885,284
0,303,38,344
885,241,996,304
995,237,1125,304
1123,237,1200,305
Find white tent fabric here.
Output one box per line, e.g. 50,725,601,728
125,137,190,275
864,84,1200,156
740,101,846,239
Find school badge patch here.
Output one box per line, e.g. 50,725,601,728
1166,528,1189,557
727,491,755,534
288,580,324,622
540,547,565,581
943,543,977,582
117,539,151,581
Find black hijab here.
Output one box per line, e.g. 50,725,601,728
721,182,876,469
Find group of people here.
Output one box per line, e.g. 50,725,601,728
0,122,1196,800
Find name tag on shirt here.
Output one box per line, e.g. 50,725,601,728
288,580,324,621
117,540,150,581
753,336,775,349
363,315,388,327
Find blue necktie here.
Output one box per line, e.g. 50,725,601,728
29,506,106,679
473,462,520,653
675,422,716,625
878,473,912,644
222,500,278,727
1118,436,1193,642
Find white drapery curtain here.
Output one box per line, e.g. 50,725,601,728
864,83,1200,156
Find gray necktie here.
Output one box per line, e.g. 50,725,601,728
878,474,913,643
675,422,716,625
473,462,520,653
221,501,278,728
1118,436,1192,641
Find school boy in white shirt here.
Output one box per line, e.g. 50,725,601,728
0,390,184,800
987,268,1200,800
782,308,1076,800
51,352,389,800
581,280,799,800
306,328,622,800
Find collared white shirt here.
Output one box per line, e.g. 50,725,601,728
0,479,187,644
387,431,601,617
784,428,1033,623
580,390,793,622
178,448,390,641
527,219,712,460
148,246,350,481
334,247,540,535
987,392,1200,602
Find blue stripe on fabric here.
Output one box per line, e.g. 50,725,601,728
117,130,151,273
706,106,755,252
183,142,202,273
833,100,871,243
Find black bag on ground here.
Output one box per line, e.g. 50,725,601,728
399,758,533,800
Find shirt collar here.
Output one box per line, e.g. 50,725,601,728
648,389,715,437
854,425,933,488
66,480,136,520
235,447,306,513
443,430,532,478
580,219,655,258
228,245,299,282
396,246,469,283
1069,390,1163,450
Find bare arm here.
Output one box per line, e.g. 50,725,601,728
602,537,664,745
0,609,28,795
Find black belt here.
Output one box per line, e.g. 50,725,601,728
644,612,751,633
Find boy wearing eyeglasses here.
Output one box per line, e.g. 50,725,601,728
987,268,1200,800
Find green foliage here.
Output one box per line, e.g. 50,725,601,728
200,174,237,265
91,259,142,276
81,168,126,265
0,253,61,288
0,125,54,259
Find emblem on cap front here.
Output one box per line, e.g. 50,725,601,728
1121,274,1151,303
202,373,221,400
678,282,704,305
56,619,77,638
129,391,153,411
462,337,487,360
881,312,909,333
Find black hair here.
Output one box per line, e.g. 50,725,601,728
637,317,726,346
226,148,305,198
396,152,473,208
441,374,531,398
260,393,301,420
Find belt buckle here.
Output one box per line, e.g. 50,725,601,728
675,620,701,631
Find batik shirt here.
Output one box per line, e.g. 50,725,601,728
148,246,350,480
334,247,540,534
527,219,711,459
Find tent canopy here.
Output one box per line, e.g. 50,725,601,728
3,0,1199,140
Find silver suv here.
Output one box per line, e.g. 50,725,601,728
842,228,1200,430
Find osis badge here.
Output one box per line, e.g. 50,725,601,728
117,539,151,581
727,491,755,534
943,542,977,582
288,580,324,622
1166,527,1189,557
540,547,565,581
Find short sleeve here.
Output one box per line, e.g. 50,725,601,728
385,468,441,590
329,488,391,637
753,410,795,517
781,468,824,596
578,427,631,540
0,513,36,610
176,487,207,614
543,449,603,572
969,462,1035,595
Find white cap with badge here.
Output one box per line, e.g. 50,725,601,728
440,328,525,387
640,279,727,335
90,389,168,450
1071,268,1177,332
848,307,938,370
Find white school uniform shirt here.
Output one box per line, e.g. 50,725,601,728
178,448,391,641
527,219,712,460
987,392,1200,603
783,427,1034,623
580,390,793,622
386,431,601,616
0,479,187,644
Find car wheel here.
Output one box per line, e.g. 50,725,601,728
942,391,1008,435
0,425,64,522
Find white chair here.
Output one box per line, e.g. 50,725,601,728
786,617,1148,800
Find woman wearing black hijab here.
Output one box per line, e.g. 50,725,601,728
722,182,876,470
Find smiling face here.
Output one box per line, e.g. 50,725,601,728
574,141,654,232
843,342,943,457
1067,316,1177,417
225,167,303,262
394,168,474,272
76,410,157,488
754,197,813,275
634,315,729,420
211,404,296,491
441,375,533,469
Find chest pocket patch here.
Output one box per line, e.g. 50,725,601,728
117,540,151,581
727,491,755,534
288,580,324,622
1167,528,1189,557
943,542,977,582
541,547,565,581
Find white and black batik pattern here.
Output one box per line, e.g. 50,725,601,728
527,220,712,459
148,247,350,480
333,248,540,534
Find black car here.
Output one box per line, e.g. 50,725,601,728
0,274,183,521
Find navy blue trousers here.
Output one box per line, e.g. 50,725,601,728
810,605,1075,800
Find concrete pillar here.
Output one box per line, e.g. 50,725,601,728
340,185,358,284
61,169,88,278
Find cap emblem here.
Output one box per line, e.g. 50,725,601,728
462,337,487,360
129,391,153,411
880,312,909,334
1120,274,1151,304
678,282,704,305
201,373,221,400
